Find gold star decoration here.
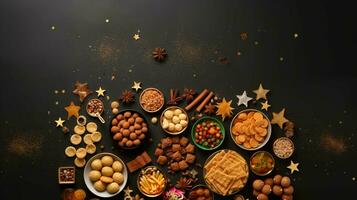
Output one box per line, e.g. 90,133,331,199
64,101,81,119
73,81,92,102
55,117,65,127
133,34,140,40
124,186,133,197
216,98,234,121
131,81,142,92
287,160,299,174
252,83,270,100
96,87,106,97
271,108,289,129
261,101,271,111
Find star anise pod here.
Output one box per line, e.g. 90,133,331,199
175,177,193,190
204,103,216,115
182,88,196,103
119,90,135,104
284,121,295,138
152,47,167,62
167,89,182,105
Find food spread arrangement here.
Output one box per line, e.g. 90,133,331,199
55,81,299,200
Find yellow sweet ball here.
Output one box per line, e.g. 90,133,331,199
101,156,114,166
91,159,102,170
101,166,114,177
89,170,101,182
107,182,120,194
112,172,124,185
94,180,106,192
112,161,123,172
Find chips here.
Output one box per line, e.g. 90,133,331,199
204,150,248,196
231,111,269,149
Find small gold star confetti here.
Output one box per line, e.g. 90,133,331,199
261,101,271,111
271,108,289,129
236,91,252,107
96,87,106,97
105,19,110,23
55,117,65,127
253,83,270,100
287,161,299,174
294,33,299,38
64,101,81,119
240,32,248,40
131,81,142,92
133,34,140,40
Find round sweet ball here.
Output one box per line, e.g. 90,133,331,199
91,159,103,170
94,181,106,192
89,170,101,182
175,124,183,132
112,172,124,185
174,109,182,115
112,161,123,172
101,156,114,166
178,113,186,120
172,116,180,124
107,182,120,194
101,166,114,177
164,110,174,119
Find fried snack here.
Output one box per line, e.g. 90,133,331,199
74,157,86,168
139,167,165,196
74,124,86,135
76,148,87,159
91,131,102,142
83,134,93,145
86,122,97,133
204,150,248,196
70,134,82,145
86,143,96,154
65,146,76,157
232,111,269,149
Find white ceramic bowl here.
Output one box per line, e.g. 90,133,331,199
84,152,128,198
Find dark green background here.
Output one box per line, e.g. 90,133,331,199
0,0,356,199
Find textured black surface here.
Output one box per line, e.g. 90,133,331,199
0,0,356,199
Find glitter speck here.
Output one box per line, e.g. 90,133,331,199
54,90,58,94
254,41,259,45
50,26,55,30
294,33,299,38
61,89,65,94
105,19,110,23
237,51,242,56
55,101,59,105
280,57,284,61
193,73,197,78
353,177,356,181
128,69,132,73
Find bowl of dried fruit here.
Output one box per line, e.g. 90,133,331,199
137,166,167,197
230,109,271,151
160,106,189,135
191,116,225,151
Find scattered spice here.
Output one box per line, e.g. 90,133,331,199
284,121,295,138
182,88,196,103
320,134,346,154
167,89,182,105
175,177,193,190
152,47,168,62
119,90,135,104
204,103,216,115
219,56,229,65
62,126,69,134
7,135,43,156
240,32,248,40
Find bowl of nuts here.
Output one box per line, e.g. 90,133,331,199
160,106,189,135
139,88,165,113
110,110,149,149
230,109,272,151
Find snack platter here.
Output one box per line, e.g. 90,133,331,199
55,83,299,200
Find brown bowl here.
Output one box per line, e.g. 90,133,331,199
249,151,275,176
160,106,189,135
137,166,167,197
139,88,165,113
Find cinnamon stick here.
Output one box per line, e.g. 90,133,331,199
196,91,214,112
185,89,209,111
